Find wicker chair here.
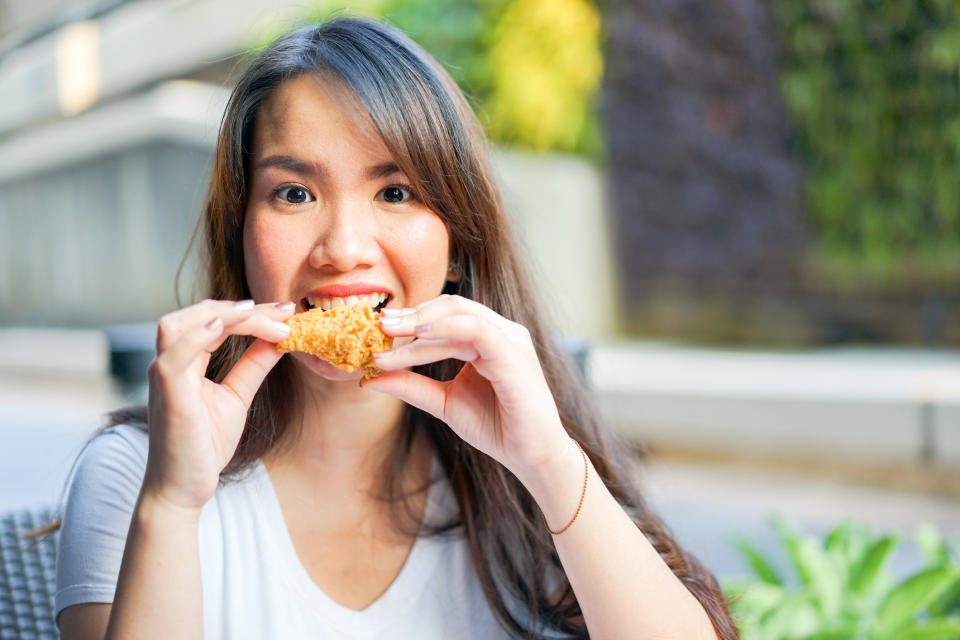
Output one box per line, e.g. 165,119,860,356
0,508,59,640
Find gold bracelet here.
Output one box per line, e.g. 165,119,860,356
542,439,588,535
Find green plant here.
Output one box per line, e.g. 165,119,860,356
775,0,960,272
382,0,604,156
724,518,960,639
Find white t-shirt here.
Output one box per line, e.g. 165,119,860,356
55,424,513,638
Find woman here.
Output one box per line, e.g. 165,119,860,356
56,16,738,640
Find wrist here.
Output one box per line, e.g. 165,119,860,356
516,437,588,527
136,489,204,528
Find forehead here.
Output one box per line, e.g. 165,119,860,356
250,74,387,158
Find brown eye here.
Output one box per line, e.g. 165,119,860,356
377,185,413,204
274,185,314,204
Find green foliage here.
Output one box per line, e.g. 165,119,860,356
724,518,960,640
249,0,603,157
378,0,507,105
775,0,960,270
482,0,603,155
383,0,604,156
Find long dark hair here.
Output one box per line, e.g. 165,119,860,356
110,17,737,639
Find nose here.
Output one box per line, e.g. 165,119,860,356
307,200,382,272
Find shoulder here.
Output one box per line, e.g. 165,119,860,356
86,422,149,460
75,422,148,480
61,422,149,515
55,423,150,623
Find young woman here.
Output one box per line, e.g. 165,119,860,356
56,17,738,640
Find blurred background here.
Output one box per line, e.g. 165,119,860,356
2,0,960,636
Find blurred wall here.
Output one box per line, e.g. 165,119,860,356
0,140,208,325
602,0,806,291
0,0,618,339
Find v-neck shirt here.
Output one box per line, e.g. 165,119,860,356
55,424,505,638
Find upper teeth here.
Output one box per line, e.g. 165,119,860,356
306,292,389,311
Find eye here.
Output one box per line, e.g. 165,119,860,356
272,185,314,204
376,185,415,204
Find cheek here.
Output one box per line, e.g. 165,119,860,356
389,214,451,290
243,214,299,300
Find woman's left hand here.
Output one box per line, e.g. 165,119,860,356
361,294,571,478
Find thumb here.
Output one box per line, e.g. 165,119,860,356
220,339,285,408
362,369,447,421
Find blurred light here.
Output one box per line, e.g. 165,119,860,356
55,21,101,116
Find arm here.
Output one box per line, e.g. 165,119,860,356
58,300,293,640
59,605,110,640
59,496,204,640
365,295,721,640
104,494,205,639
57,456,202,640
516,439,718,640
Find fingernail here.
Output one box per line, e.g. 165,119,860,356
414,322,432,335
274,301,295,312
373,349,393,359
273,321,290,335
380,307,414,317
380,315,404,326
234,299,255,311
204,317,223,332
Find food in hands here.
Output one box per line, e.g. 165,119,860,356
275,305,393,378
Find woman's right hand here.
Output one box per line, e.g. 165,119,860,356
141,299,294,513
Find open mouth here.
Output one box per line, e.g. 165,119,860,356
302,292,391,313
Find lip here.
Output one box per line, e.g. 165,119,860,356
296,353,364,381
303,282,395,299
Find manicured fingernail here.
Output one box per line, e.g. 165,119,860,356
414,322,432,335
380,315,404,326
204,317,223,332
373,349,393,359
273,321,290,335
380,307,414,317
274,301,295,312
234,299,255,311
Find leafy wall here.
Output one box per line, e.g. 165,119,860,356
776,0,960,285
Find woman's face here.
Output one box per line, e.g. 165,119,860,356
243,75,452,381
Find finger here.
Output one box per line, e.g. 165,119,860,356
361,369,447,421
373,338,479,370
257,300,297,319
157,299,257,352
219,338,286,407
154,316,227,383
379,294,506,337
409,315,515,363
207,301,295,352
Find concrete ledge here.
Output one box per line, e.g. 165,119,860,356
935,403,960,465
590,342,960,469
0,328,108,377
601,392,923,462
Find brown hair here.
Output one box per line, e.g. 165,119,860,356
98,17,737,639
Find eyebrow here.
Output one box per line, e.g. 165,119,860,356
255,155,314,175
254,155,403,180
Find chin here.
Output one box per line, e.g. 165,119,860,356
293,352,365,382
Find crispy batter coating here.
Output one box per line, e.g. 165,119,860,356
275,305,393,379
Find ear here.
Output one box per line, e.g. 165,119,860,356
446,247,464,282
446,261,462,282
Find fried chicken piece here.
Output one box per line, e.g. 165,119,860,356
275,305,393,379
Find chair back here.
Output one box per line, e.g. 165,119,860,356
0,508,59,640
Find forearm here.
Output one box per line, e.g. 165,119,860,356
517,441,719,640
106,492,204,640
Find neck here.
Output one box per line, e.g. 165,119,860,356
264,363,425,497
